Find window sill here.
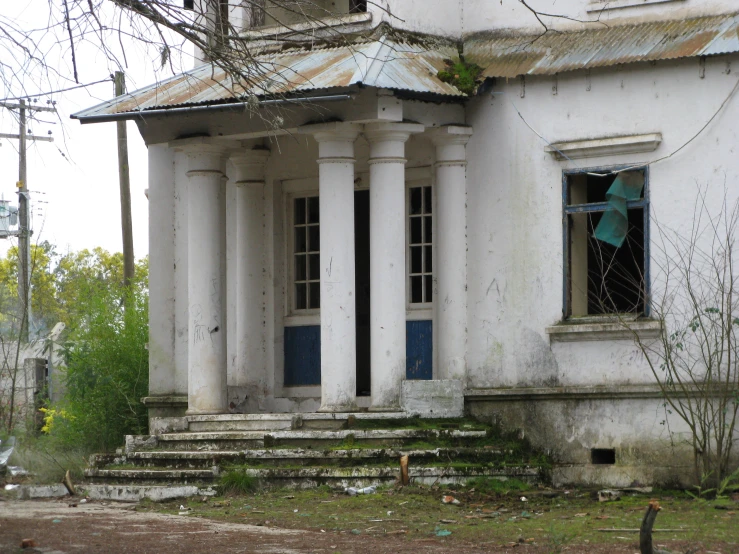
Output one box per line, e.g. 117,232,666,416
546,318,662,342
241,12,372,41
587,0,685,12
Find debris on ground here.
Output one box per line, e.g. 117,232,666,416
344,486,376,496
20,538,36,548
441,495,460,505
0,437,16,470
598,489,623,502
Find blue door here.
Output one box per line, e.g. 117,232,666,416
406,320,432,380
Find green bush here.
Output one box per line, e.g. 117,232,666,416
46,281,149,452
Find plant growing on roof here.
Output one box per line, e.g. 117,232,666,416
437,58,483,95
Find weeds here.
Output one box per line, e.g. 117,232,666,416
220,469,260,495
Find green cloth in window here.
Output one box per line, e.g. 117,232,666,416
593,172,644,248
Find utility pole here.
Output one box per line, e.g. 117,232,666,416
0,100,55,342
115,71,134,289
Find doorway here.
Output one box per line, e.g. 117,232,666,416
355,190,371,396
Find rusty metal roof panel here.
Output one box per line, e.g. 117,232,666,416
73,38,462,119
465,13,739,79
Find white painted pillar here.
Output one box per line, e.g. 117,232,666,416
230,147,270,407
147,144,176,396
429,126,473,382
300,122,361,412
178,141,228,415
365,122,424,411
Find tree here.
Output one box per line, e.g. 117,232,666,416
0,242,148,435
616,189,739,488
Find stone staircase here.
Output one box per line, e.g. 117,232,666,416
84,413,546,495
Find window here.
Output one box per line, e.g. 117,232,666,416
564,168,648,317
293,196,320,311
408,185,433,305
349,0,367,13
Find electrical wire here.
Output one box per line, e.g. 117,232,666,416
507,73,739,177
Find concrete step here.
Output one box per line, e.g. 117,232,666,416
154,428,487,451
185,412,410,432
93,446,510,470
85,468,216,484
84,462,538,488
233,465,540,488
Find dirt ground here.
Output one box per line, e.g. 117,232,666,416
0,496,736,554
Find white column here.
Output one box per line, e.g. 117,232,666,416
230,147,270,407
179,142,228,415
300,122,361,412
147,144,176,396
430,126,473,382
365,122,424,411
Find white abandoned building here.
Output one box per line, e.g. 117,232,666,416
74,1,739,486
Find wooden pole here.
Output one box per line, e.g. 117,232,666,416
115,71,135,290
18,100,31,342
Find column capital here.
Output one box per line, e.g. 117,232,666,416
230,148,270,186
298,121,362,143
365,122,425,144
429,125,473,165
428,125,473,147
169,137,229,175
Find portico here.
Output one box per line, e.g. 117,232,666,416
145,110,471,417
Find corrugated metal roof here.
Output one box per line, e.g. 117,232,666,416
73,38,462,119
465,13,739,79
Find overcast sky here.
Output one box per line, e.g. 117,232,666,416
0,2,195,261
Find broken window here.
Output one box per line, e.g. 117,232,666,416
293,195,320,311
564,168,648,317
408,184,433,305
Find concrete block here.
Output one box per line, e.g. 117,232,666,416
402,379,464,418
149,416,188,435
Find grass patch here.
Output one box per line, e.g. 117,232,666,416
219,468,260,495
141,484,739,551
6,433,91,484
465,476,531,495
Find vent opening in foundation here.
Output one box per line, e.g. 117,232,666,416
591,448,616,465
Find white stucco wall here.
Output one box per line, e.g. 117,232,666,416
376,0,738,36
464,53,739,389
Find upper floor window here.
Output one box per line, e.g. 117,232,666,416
564,168,649,317
408,184,433,305
245,0,366,29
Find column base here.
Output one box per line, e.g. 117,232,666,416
317,402,358,413
367,404,402,413
185,408,228,416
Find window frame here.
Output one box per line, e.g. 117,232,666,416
286,190,321,319
561,164,651,320
406,178,434,316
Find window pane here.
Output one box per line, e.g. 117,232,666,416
410,187,422,215
410,217,422,244
410,276,423,303
295,283,307,310
424,216,432,244
309,282,320,309
424,246,432,273
410,246,422,274
424,275,433,303
295,227,306,253
294,198,306,224
295,254,306,281
424,186,432,214
307,196,319,224
308,253,320,280
308,225,320,252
